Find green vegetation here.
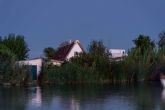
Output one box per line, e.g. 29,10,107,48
1,32,165,86
41,34,165,85
43,47,56,59
41,63,95,84
40,40,112,84
0,33,30,60
0,34,32,86
158,31,165,49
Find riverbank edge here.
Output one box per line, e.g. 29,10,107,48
0,80,161,87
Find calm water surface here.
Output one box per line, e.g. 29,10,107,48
0,83,165,110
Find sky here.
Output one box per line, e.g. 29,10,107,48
0,0,165,58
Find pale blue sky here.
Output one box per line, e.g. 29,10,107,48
0,0,165,58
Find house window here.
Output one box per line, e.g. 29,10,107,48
109,52,112,57
122,51,125,55
74,52,79,56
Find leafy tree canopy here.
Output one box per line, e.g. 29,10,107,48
0,33,29,60
0,44,16,62
132,35,155,55
158,31,165,49
88,40,109,57
43,47,56,59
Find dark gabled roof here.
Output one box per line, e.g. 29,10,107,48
54,42,75,61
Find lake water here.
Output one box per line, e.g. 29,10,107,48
0,82,165,110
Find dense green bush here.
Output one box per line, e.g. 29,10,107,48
11,65,32,85
1,34,30,60
0,62,32,86
0,36,32,86
41,63,95,84
41,38,161,84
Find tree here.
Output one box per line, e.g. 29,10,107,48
0,44,16,81
88,40,109,57
129,35,157,81
158,31,165,49
43,47,56,59
0,44,16,62
1,34,29,60
87,40,111,80
133,35,155,55
0,36,2,43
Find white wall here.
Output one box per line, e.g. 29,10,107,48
66,43,83,60
50,60,62,66
109,49,126,58
18,58,43,77
109,49,125,54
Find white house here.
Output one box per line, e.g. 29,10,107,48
18,58,43,80
18,40,84,80
109,49,127,61
53,40,84,62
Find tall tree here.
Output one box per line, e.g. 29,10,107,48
0,36,2,43
1,34,29,60
130,35,156,81
43,47,56,59
0,44,16,80
158,31,165,49
88,40,109,57
133,35,155,55
0,44,16,62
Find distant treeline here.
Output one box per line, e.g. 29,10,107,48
41,32,165,84
1,32,165,86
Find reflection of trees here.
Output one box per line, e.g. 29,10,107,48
133,83,162,110
39,85,118,110
0,84,163,110
41,85,112,107
40,85,137,110
0,87,27,110
161,89,165,110
28,84,165,110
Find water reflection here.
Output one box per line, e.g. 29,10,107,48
0,87,27,110
0,83,164,110
40,85,136,110
70,98,80,110
161,89,165,103
135,84,157,110
161,89,165,110
28,87,42,107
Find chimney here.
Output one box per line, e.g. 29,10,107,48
69,40,72,44
74,40,80,44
